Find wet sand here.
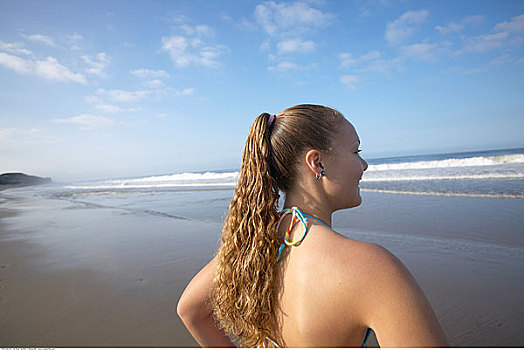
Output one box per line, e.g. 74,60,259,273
0,190,214,346
1,189,523,347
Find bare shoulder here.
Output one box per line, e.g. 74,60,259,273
297,235,402,340
322,236,407,300
308,234,393,310
347,240,408,279
324,235,448,346
325,233,399,279
326,235,422,307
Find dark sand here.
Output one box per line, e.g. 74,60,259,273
0,190,213,346
0,189,523,347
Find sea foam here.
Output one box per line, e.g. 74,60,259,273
367,154,524,171
64,149,524,199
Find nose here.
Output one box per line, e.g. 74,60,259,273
361,157,368,172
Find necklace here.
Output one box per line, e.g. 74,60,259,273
275,206,331,262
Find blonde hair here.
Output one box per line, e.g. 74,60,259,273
211,104,344,347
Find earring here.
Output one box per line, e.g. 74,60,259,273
315,170,325,180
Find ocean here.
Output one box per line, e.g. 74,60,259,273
25,147,524,199
5,147,523,233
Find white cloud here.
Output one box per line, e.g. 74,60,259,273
0,52,32,73
254,1,334,37
95,104,136,114
35,56,86,83
339,75,359,89
222,13,233,22
463,15,485,25
339,53,356,67
360,50,381,61
361,58,398,74
161,23,227,68
354,0,391,17
267,53,278,62
463,67,487,74
268,61,300,71
84,95,101,104
446,65,489,75
277,38,316,54
170,14,191,25
21,33,57,47
435,22,462,35
339,50,400,75
399,42,439,61
198,45,226,67
493,14,524,33
458,14,524,54
82,53,111,76
144,79,164,88
53,114,115,130
178,25,194,35
489,54,513,66
67,33,83,50
161,35,226,68
162,36,189,66
130,68,170,78
175,88,194,96
191,38,202,47
0,53,85,83
259,39,271,51
179,24,214,36
97,88,149,102
254,2,332,70
0,40,33,55
460,31,509,53
385,10,429,46
0,127,52,144
267,61,315,71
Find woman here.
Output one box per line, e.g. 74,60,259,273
177,104,448,347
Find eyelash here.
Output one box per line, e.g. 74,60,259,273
356,149,362,153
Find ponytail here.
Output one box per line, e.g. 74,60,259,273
212,113,283,347
212,105,343,347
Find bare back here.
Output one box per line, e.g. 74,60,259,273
274,223,448,347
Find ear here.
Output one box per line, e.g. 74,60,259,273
305,149,324,177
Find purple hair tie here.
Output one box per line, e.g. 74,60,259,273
268,114,276,127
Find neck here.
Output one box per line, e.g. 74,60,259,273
283,186,333,228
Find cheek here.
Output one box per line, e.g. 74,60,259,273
346,160,362,181
326,159,360,191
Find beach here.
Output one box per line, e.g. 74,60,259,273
2,0,524,346
1,185,523,347
0,187,214,346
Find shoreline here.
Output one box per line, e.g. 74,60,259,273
361,187,524,200
0,184,31,191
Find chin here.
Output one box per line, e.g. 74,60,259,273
338,195,362,210
333,187,363,210
348,194,363,208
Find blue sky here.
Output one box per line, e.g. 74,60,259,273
1,0,523,181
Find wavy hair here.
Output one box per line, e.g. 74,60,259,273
211,105,344,347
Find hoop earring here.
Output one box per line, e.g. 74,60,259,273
315,170,325,180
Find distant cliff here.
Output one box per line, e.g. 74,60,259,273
0,173,52,186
